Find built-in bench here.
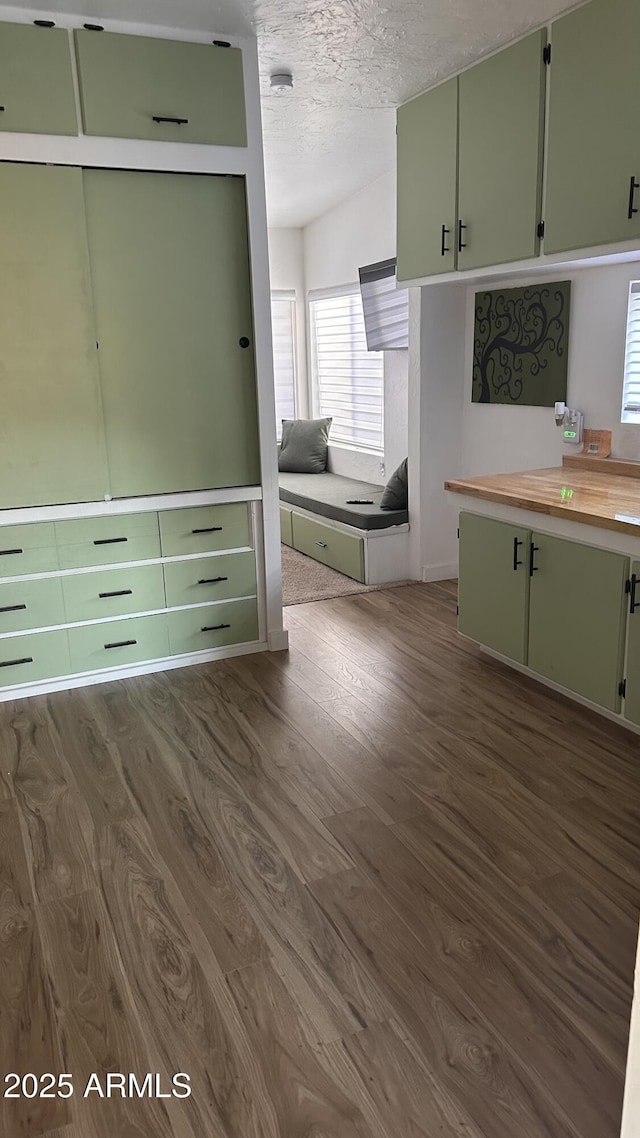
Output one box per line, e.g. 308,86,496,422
279,472,410,584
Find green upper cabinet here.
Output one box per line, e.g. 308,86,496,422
528,534,628,712
0,22,77,135
83,169,260,498
75,30,247,146
458,512,531,665
397,77,458,281
457,30,546,271
545,0,640,254
0,163,108,509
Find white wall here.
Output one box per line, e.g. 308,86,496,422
267,227,309,418
460,260,640,477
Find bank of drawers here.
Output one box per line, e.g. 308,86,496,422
0,503,258,687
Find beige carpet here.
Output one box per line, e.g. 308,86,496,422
281,543,411,606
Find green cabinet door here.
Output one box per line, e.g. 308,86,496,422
457,30,546,270
75,30,246,146
83,169,260,498
528,534,628,712
0,22,77,135
0,164,108,508
458,513,530,664
397,77,458,281
622,561,640,726
545,0,640,254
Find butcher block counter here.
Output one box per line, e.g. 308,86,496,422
445,454,640,538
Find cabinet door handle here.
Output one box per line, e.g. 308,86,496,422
0,107,5,113
99,589,133,599
628,176,640,219
0,603,27,614
315,541,328,548
529,543,539,576
93,536,127,546
201,623,231,632
153,116,189,125
0,656,33,668
104,639,137,650
458,220,467,252
192,527,223,535
441,224,450,256
0,548,23,557
513,538,523,571
198,576,228,585
627,575,639,614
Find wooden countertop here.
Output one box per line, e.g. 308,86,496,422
445,456,640,537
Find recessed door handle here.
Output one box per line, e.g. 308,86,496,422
153,116,189,125
99,589,133,599
198,576,228,585
0,603,27,614
0,656,32,668
201,623,231,632
628,176,640,219
104,639,137,649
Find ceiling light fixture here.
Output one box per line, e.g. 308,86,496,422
270,72,294,94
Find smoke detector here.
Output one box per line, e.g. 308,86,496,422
270,72,294,93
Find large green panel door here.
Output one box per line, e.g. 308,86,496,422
0,22,77,135
83,170,260,497
457,30,546,270
528,535,628,712
545,0,640,254
397,77,458,281
458,513,530,664
622,560,640,726
0,164,108,508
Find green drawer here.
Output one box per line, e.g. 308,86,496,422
0,629,70,688
292,515,365,582
280,506,293,547
75,30,246,146
164,551,256,608
167,598,258,655
159,504,250,557
0,22,78,136
68,614,169,673
0,577,65,635
0,523,58,577
56,513,160,569
62,564,166,624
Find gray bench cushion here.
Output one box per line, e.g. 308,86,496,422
279,472,409,531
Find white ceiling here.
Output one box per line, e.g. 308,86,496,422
11,0,580,227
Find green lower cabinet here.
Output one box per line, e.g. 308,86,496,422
458,513,530,664
56,512,161,570
68,614,169,673
0,577,65,636
0,630,71,688
622,561,640,726
528,534,628,712
0,523,59,577
280,507,294,548
168,599,259,655
292,514,365,582
62,564,165,624
164,551,256,608
159,504,250,557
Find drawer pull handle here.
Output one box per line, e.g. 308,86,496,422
198,576,228,585
153,116,189,125
0,107,4,113
458,220,467,252
513,537,523,571
315,541,328,549
99,589,133,599
0,656,33,669
626,575,639,614
0,603,27,614
441,223,450,256
628,175,640,220
94,537,128,546
529,543,539,576
201,623,231,632
192,526,223,535
104,639,137,650
0,548,23,557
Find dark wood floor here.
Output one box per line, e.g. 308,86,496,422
1,581,639,1138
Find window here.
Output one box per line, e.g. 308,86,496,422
622,282,640,423
310,288,384,452
271,292,297,437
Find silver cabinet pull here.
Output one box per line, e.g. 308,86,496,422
315,541,328,548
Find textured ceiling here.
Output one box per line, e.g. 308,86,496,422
10,0,580,226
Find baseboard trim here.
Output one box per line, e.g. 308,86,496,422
422,562,458,583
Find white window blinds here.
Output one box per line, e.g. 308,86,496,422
310,289,384,452
359,258,409,351
271,293,297,437
622,282,640,423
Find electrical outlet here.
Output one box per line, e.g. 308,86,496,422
380,461,385,477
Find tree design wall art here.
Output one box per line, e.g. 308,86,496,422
473,281,571,405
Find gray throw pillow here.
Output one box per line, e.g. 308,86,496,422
278,418,332,474
380,457,408,510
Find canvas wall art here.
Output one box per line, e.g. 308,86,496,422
473,281,571,405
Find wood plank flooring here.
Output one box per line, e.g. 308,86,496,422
1,581,639,1137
